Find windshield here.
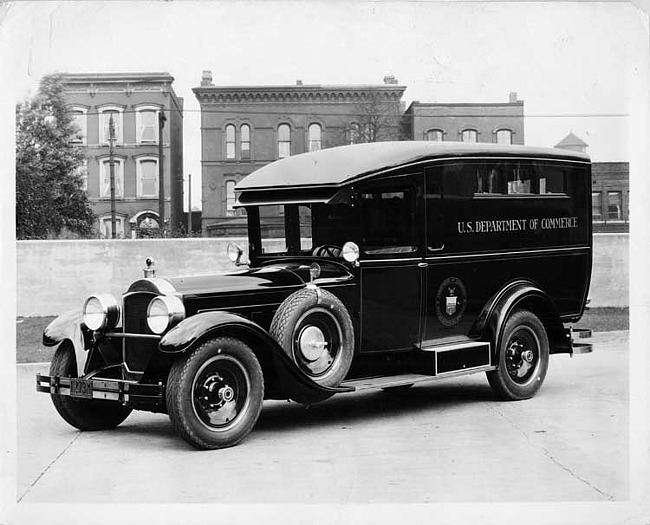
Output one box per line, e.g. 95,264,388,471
250,203,358,258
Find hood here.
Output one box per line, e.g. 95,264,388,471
125,260,353,305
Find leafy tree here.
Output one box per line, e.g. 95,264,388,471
16,74,95,239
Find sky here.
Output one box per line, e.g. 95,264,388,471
0,0,647,211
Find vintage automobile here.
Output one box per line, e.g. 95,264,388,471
37,141,593,449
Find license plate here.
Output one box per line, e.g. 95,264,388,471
70,379,93,399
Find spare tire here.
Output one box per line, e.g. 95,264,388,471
270,287,354,388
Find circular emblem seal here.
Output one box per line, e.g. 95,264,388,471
435,277,468,327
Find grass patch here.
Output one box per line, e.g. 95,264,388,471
16,316,56,364
15,308,629,365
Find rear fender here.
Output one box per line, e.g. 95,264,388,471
159,311,351,403
471,280,568,358
42,310,89,377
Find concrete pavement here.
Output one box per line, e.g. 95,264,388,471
16,331,628,504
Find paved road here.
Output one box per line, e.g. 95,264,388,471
16,331,628,505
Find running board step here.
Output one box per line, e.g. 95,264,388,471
341,341,493,392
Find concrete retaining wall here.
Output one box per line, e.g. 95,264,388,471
16,234,628,317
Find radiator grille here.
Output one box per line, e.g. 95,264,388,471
123,292,158,373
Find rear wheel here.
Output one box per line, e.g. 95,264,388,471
49,342,132,431
487,310,549,400
166,337,264,450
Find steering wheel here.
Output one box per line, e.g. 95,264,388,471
312,244,342,258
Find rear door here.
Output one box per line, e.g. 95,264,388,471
358,172,425,352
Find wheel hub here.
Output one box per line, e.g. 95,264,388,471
201,374,235,408
298,325,328,361
506,337,536,381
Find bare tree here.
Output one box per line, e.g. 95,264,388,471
334,90,404,145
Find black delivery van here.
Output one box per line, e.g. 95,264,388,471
37,141,593,449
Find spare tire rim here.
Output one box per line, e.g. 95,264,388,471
505,325,540,385
192,355,251,432
293,307,342,378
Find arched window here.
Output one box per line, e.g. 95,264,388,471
99,105,124,145
100,158,124,198
225,124,236,159
308,123,322,152
69,106,87,144
495,129,513,144
348,123,359,145
461,129,478,143
241,124,251,160
136,105,160,143
278,124,291,158
225,180,237,216
136,157,159,198
425,129,444,142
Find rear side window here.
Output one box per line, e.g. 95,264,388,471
474,161,562,196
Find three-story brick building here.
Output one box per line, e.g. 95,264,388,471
63,72,184,238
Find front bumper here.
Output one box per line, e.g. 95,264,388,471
36,373,164,406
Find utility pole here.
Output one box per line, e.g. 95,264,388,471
158,110,166,237
108,114,117,239
187,173,192,235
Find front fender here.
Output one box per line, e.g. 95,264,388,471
159,311,351,403
42,310,88,377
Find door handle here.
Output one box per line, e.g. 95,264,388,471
418,262,429,268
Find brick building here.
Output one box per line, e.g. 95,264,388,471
402,92,525,145
62,72,184,238
193,72,406,235
554,132,629,232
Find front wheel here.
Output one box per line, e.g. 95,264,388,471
166,337,264,450
49,342,132,431
486,310,549,400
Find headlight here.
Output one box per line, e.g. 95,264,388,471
147,295,185,335
83,294,120,331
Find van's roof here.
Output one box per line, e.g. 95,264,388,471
235,141,589,204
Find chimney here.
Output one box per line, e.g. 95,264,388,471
383,75,398,85
509,91,518,103
201,70,213,86
296,80,303,86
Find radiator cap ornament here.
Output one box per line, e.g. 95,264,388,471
144,257,156,278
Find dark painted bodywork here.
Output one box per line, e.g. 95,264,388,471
42,142,592,410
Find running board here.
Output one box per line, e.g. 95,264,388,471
341,341,493,392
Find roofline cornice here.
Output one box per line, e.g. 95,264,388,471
192,85,406,104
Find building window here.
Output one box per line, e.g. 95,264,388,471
425,129,444,142
495,129,513,144
136,106,160,143
308,123,322,152
241,124,251,160
225,180,237,216
136,157,159,198
74,160,88,191
348,123,360,145
100,158,124,199
278,124,291,158
461,129,478,143
99,215,125,239
225,124,236,159
99,106,123,145
608,191,622,220
69,107,87,144
592,192,602,221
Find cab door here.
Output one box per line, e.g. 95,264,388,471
358,173,425,352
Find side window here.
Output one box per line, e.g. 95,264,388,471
360,183,419,256
538,164,566,194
